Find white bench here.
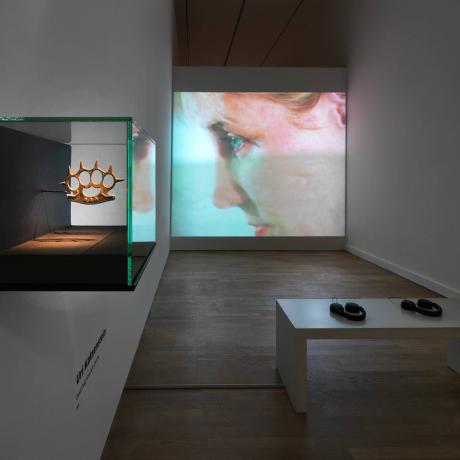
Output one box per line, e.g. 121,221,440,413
276,298,460,413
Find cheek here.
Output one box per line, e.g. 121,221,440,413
232,152,345,234
273,125,346,156
233,155,312,220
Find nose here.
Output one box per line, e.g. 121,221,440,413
213,159,245,209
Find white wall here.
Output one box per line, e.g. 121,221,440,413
0,1,172,459
174,66,347,92
347,0,460,296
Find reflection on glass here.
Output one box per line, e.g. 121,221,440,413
132,124,156,242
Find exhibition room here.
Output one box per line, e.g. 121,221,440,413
1,1,460,459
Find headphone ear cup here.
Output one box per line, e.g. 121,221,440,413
417,299,434,309
344,302,366,321
345,302,361,314
401,299,416,311
417,299,443,316
330,302,344,315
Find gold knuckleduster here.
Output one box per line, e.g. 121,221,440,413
60,160,124,205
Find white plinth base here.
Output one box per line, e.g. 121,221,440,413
276,298,460,413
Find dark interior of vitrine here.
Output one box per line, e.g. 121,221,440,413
0,124,153,290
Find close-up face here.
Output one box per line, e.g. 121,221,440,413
208,92,346,236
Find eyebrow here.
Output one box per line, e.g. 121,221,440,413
207,112,238,128
209,121,264,141
208,121,226,134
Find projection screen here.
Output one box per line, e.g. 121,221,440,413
172,92,346,237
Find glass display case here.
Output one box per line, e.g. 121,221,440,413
0,117,156,290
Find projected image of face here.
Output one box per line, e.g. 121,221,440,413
172,92,346,237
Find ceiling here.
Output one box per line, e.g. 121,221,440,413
173,0,348,67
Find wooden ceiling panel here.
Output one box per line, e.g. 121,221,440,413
173,0,348,67
226,0,301,66
174,0,188,64
263,0,348,67
188,0,244,65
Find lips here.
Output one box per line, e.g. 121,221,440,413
255,225,271,237
249,221,272,237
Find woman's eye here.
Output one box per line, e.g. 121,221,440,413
226,132,246,156
209,122,253,159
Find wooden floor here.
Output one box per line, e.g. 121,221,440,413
103,251,460,460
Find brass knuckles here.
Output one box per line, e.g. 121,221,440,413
60,160,124,205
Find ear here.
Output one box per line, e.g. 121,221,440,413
326,92,346,128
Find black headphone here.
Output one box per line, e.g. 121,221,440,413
330,301,366,321
400,298,442,317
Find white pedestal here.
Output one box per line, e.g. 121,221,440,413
276,298,460,413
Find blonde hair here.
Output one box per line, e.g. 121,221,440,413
254,92,320,112
175,92,321,127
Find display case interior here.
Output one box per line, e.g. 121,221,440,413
0,117,156,290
